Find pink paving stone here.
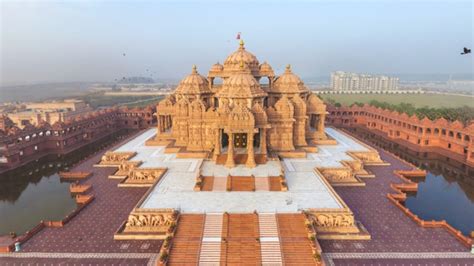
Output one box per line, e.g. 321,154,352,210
319,132,470,253
0,257,151,265
19,130,163,254
331,258,474,265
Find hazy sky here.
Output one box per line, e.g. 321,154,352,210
1,0,472,86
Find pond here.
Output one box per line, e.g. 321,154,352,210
348,127,474,236
0,129,133,235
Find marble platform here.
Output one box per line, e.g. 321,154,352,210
113,127,372,213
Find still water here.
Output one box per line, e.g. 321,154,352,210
0,130,132,235
349,127,474,236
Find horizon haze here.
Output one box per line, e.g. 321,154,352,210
1,0,473,87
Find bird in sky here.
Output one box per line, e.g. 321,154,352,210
460,47,471,55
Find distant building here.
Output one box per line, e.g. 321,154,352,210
331,71,399,91
6,99,93,128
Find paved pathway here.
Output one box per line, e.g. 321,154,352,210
3,131,162,264
319,131,472,265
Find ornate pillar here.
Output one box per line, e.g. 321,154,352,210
318,113,326,135
260,128,267,155
246,132,256,168
213,129,221,161
158,116,163,133
225,133,235,168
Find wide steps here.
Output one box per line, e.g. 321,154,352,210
277,214,316,265
260,241,283,264
212,177,227,191
168,214,205,265
202,213,224,238
259,213,279,238
259,213,283,265
254,177,270,191
198,242,222,264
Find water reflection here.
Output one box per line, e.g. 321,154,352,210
0,129,133,235
347,128,474,235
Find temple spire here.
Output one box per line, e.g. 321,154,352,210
239,39,245,50
192,64,197,74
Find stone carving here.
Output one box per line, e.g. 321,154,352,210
115,161,141,176
124,211,175,233
306,209,359,234
99,151,136,165
312,213,354,227
348,151,383,164
128,168,166,183
318,167,354,182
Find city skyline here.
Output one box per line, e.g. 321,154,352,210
1,0,472,86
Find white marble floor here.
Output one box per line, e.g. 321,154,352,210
113,127,371,213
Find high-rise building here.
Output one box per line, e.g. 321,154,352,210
331,71,399,91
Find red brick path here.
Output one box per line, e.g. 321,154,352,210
19,131,162,255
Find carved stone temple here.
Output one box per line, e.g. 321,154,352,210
102,41,387,264
155,40,327,168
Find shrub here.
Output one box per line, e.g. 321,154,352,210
160,251,168,262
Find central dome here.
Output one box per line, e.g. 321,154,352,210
224,40,260,74
216,63,266,99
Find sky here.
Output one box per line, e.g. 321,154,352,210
0,0,472,86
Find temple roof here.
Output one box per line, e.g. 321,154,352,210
259,61,274,77
216,63,267,99
272,65,309,94
175,65,212,95
223,40,260,74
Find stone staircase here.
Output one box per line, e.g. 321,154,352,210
259,213,283,265
168,214,205,265
212,177,227,191
277,214,316,265
255,177,270,191
198,213,224,264
169,213,317,265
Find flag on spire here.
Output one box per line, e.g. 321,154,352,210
236,32,241,40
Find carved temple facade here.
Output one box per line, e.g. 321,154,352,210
155,40,327,168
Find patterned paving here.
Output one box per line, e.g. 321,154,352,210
14,131,162,257
319,132,470,254
2,129,473,265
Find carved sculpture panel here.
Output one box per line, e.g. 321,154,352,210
129,168,166,183
99,151,136,165
348,151,383,164
124,211,175,233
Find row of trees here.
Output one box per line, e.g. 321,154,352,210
327,99,474,125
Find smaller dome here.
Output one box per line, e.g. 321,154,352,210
272,64,308,94
175,65,211,95
259,61,274,76
210,62,224,72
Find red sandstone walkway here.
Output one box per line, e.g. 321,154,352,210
3,131,161,264
320,131,473,265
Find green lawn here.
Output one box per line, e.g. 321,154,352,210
320,93,474,108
